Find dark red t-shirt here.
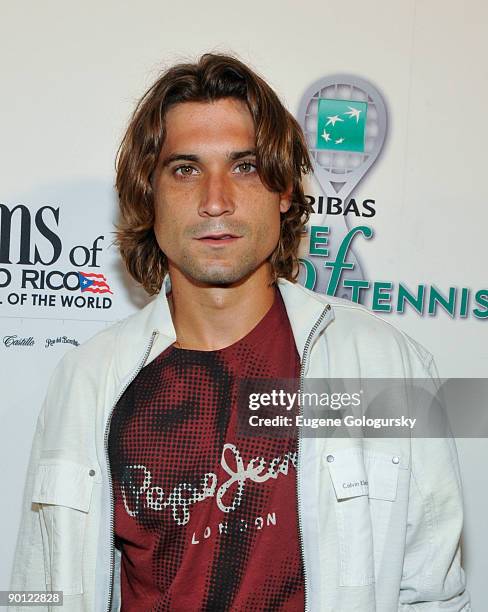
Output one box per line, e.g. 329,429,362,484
108,289,305,611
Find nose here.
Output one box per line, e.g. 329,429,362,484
198,171,236,217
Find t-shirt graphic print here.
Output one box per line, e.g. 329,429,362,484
108,289,305,611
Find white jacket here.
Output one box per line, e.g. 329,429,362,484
10,276,470,611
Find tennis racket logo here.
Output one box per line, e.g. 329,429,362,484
297,75,387,300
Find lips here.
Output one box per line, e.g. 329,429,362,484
197,233,239,240
195,233,242,247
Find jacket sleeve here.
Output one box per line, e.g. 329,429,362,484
8,350,72,611
9,403,48,610
398,355,471,611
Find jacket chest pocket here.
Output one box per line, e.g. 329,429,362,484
325,447,400,587
32,460,96,595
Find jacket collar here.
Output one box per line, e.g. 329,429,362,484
115,273,335,380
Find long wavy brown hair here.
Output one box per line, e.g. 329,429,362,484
115,52,313,295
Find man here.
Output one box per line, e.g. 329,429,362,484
11,53,469,611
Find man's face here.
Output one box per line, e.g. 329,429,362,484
152,97,291,286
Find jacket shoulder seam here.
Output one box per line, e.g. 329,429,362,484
328,302,434,369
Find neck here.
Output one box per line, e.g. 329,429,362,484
167,263,276,351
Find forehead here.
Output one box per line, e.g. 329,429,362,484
162,98,256,153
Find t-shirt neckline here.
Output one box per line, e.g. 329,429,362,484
170,287,285,354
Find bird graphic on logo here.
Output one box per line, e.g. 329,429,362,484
77,271,113,294
316,98,368,152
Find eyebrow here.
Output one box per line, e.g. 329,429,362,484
160,149,256,168
229,149,256,161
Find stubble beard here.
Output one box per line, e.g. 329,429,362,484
177,250,262,286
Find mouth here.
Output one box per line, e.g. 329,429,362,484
196,233,242,245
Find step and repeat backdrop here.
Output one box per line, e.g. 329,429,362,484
1,0,486,606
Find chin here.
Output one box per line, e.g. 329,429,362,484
186,263,257,286
195,271,246,286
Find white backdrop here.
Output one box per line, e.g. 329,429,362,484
1,0,486,607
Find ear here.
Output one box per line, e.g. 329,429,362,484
279,184,293,214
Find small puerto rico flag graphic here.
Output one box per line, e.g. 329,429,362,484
77,271,113,294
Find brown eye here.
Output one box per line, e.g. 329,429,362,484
175,165,198,177
235,161,257,174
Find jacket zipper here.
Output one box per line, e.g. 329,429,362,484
104,330,159,612
297,304,331,612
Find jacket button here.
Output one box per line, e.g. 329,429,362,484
89,469,96,476
392,456,400,465
326,454,335,463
